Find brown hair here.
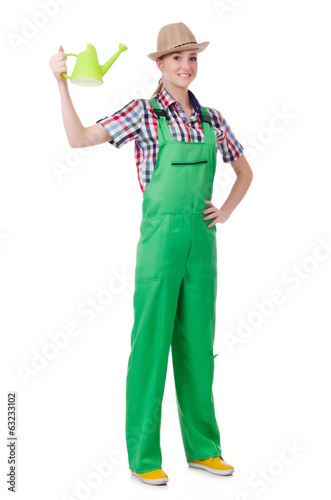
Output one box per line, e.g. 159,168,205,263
151,56,164,97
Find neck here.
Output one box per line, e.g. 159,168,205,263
163,82,191,110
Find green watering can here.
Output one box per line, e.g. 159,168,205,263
61,43,128,86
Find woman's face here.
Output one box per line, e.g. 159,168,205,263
156,49,198,90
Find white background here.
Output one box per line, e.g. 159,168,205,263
1,0,330,498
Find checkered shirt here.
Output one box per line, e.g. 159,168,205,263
96,85,244,193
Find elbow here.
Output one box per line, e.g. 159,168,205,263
69,137,86,149
244,168,253,189
69,128,88,148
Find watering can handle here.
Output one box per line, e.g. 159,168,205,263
61,53,78,79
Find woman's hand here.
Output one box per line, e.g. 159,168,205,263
203,200,228,228
49,45,68,84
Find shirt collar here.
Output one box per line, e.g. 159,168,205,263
154,85,201,114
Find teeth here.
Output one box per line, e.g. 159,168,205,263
178,74,190,76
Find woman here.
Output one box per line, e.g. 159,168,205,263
49,21,253,486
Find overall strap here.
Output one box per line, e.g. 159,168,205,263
149,98,173,144
149,98,215,147
200,106,216,147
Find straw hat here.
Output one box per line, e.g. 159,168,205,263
147,22,209,61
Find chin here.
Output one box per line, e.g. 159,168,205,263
175,77,193,87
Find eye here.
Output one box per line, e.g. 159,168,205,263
173,55,197,61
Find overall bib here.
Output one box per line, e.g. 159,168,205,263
125,98,222,473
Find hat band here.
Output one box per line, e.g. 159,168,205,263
166,41,197,50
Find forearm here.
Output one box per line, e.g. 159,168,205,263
219,169,253,220
57,80,85,147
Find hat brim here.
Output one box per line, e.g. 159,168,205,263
147,41,209,61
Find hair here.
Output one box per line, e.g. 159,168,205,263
151,56,164,97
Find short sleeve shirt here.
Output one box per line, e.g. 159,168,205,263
96,85,244,193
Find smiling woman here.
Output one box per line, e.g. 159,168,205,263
50,20,253,487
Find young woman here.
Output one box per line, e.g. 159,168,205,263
49,22,253,486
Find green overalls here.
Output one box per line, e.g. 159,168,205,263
125,98,222,473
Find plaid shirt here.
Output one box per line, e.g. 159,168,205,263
96,85,244,193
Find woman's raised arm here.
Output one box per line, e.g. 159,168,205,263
49,45,112,148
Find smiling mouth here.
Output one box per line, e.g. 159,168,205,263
178,73,191,77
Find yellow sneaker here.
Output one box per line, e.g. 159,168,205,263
187,456,235,475
131,467,169,485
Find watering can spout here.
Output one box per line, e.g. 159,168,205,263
100,43,128,76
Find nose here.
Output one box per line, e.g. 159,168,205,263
182,62,193,71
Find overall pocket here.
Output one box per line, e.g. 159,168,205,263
171,160,207,166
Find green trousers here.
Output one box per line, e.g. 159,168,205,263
125,98,222,473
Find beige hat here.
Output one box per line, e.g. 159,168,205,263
147,22,209,61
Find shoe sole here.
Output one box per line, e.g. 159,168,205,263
187,462,234,476
131,470,169,485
